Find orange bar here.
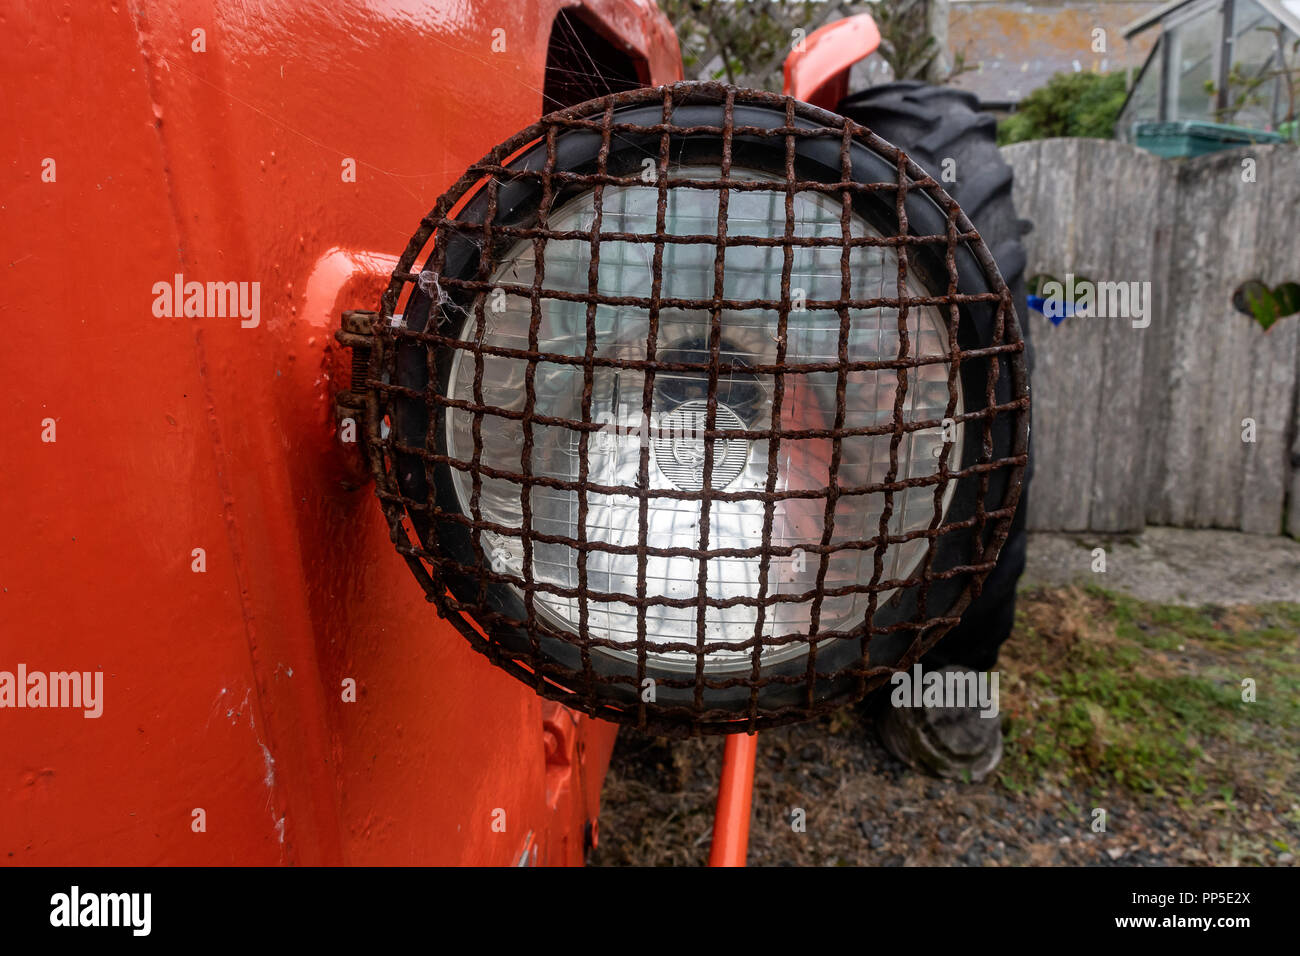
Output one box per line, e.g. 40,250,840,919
708,732,758,867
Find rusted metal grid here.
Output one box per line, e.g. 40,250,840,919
358,83,1029,736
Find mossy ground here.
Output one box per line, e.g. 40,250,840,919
593,586,1300,866
999,586,1300,806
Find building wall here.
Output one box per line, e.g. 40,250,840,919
948,1,1162,105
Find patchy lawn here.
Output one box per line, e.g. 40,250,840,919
590,586,1300,866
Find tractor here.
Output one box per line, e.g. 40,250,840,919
1,1,1028,867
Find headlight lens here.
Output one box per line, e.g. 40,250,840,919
445,166,962,671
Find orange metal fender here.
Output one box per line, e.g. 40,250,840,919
782,13,881,111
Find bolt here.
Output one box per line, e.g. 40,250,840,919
340,310,376,393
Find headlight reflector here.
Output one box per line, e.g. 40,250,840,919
444,167,963,671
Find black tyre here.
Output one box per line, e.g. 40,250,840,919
838,81,1035,672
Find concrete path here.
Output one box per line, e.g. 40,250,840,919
1023,527,1300,606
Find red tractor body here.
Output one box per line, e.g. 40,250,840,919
2,0,680,866
4,1,1027,870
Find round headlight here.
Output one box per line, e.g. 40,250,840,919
362,84,1028,735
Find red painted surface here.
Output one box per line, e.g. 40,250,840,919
1,0,678,866
783,13,881,110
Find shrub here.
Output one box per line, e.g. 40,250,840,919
998,71,1129,145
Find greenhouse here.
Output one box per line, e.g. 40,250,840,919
1117,0,1300,154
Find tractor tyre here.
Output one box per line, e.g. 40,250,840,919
838,80,1035,674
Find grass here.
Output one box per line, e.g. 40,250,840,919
594,584,1300,865
998,585,1300,802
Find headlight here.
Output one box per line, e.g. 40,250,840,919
359,84,1028,734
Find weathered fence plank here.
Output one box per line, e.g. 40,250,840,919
1005,139,1102,531
1079,138,1162,533
1255,147,1300,537
1165,150,1263,528
1292,385,1300,539
1001,139,1300,537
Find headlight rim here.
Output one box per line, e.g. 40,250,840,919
365,83,1029,736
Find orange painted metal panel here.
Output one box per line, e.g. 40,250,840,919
783,13,881,110
1,0,681,866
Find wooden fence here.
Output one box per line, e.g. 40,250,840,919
1001,139,1300,537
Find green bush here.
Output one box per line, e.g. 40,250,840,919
998,71,1129,145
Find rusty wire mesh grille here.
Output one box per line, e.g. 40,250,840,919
357,83,1029,736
